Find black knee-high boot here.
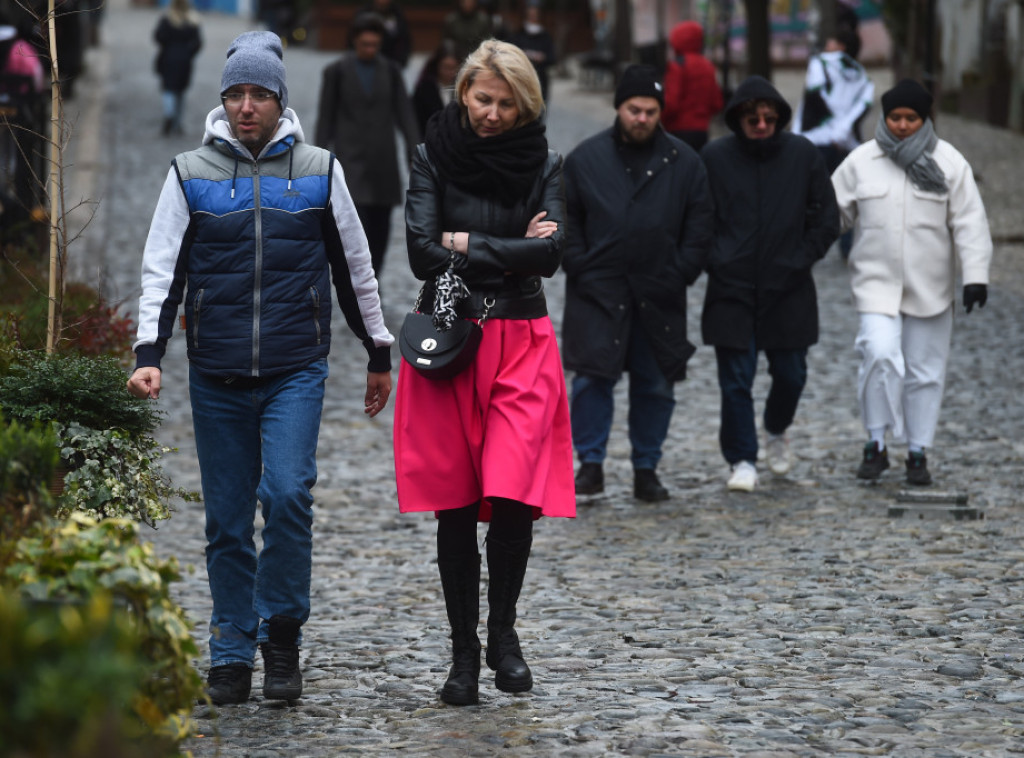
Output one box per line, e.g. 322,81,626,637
485,533,534,692
438,553,481,705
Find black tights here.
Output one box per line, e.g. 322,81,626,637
437,499,533,558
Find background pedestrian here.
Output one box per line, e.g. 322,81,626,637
507,0,555,106
661,20,722,153
442,0,492,61
700,76,839,492
411,39,459,137
792,26,873,258
562,64,713,503
153,0,202,137
315,12,419,279
396,39,574,706
832,78,992,486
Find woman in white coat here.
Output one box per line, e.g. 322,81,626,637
832,79,992,485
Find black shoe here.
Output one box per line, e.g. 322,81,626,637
905,451,933,486
574,462,603,495
162,117,173,136
487,627,533,692
856,441,890,480
261,615,302,701
206,663,252,705
634,468,669,502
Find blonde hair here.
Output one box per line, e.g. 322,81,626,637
455,39,545,126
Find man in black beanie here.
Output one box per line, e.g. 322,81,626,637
561,64,714,502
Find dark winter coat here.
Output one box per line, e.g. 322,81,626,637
700,76,840,351
561,127,713,382
154,16,201,94
315,53,419,207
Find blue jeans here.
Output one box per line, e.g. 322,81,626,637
161,90,183,132
190,360,328,667
715,340,807,465
571,322,675,470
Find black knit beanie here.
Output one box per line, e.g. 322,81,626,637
881,79,932,120
614,65,664,108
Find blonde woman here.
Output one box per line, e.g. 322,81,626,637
153,0,202,136
396,39,575,705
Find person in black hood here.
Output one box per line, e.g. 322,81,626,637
700,75,840,492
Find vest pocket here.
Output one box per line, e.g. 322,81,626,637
310,287,322,345
192,289,204,349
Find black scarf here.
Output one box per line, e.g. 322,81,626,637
424,101,548,206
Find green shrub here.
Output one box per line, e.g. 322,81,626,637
0,350,161,435
5,515,205,751
0,589,172,758
0,413,58,508
57,422,198,527
0,414,59,571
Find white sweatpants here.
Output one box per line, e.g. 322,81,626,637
854,307,954,449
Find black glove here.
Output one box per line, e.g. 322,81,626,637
963,284,988,313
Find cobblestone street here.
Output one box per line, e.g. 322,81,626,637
65,2,1024,754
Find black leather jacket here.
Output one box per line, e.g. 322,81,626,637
404,143,566,320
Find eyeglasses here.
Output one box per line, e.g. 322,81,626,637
743,114,779,127
221,91,278,106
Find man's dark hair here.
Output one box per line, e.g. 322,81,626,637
349,12,387,44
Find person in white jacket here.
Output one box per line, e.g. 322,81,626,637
832,79,991,486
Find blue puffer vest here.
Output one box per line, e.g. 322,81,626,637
174,136,334,378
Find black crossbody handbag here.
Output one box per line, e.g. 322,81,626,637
399,266,493,380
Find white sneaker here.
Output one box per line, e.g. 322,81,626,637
766,434,791,476
727,461,758,492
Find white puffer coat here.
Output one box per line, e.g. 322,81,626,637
832,137,992,317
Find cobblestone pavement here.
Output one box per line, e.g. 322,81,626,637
66,2,1024,754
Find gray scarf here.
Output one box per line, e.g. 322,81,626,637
874,116,948,194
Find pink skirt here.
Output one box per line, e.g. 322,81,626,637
393,316,576,521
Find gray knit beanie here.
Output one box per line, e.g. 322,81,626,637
221,31,288,109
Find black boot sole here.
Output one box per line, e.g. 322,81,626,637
440,684,479,705
495,671,533,693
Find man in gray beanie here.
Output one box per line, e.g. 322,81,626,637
128,30,394,706
561,64,713,503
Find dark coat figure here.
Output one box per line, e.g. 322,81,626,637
411,41,458,137
315,16,419,275
562,126,712,382
507,4,555,103
154,8,201,94
700,75,839,489
153,0,202,136
700,76,839,351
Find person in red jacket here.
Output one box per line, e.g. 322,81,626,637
662,20,723,153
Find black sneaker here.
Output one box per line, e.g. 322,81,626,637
634,468,669,502
905,451,933,486
856,441,890,480
575,462,604,496
206,663,252,705
261,615,303,701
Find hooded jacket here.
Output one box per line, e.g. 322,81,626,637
133,107,393,378
661,21,723,135
700,76,840,350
